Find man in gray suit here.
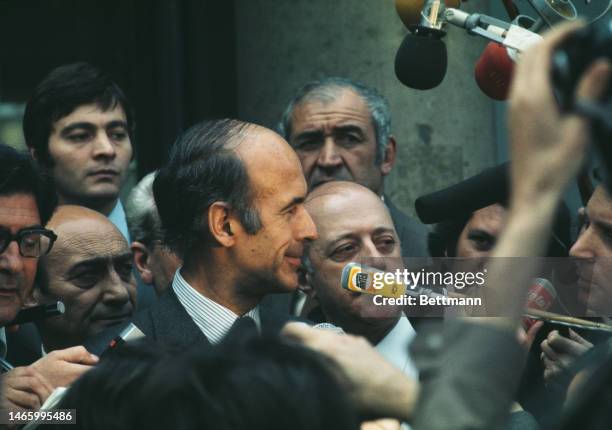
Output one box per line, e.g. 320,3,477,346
278,77,428,258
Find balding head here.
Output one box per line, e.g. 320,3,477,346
302,181,402,335
35,205,136,351
305,181,391,222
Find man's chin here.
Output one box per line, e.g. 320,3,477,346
0,304,20,327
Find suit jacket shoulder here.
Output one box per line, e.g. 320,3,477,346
385,196,429,257
84,288,208,355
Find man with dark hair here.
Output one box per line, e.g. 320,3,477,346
0,144,56,328
85,119,317,350
0,144,98,411
279,77,428,258
300,181,417,380
53,333,358,430
23,62,134,241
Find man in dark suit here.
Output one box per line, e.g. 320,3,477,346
278,76,428,258
87,119,318,352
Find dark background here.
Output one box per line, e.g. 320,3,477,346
0,0,236,177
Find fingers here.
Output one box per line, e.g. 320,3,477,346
540,339,561,363
48,346,99,365
546,330,589,356
511,21,585,103
568,329,593,348
525,321,544,347
575,59,612,102
2,367,53,410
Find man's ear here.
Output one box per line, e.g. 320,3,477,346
29,147,38,161
131,242,154,285
297,266,316,298
380,136,397,176
208,202,236,247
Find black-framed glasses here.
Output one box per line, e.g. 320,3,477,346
0,227,57,258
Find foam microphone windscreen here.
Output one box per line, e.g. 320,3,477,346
395,32,448,90
474,42,515,100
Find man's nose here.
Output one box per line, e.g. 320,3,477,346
316,139,342,169
296,207,318,242
362,240,387,271
92,132,117,159
569,227,597,260
102,271,132,305
0,242,25,276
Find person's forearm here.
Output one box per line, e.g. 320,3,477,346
482,191,562,328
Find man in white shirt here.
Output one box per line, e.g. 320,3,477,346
300,181,417,379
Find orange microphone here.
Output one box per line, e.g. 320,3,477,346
474,42,515,100
395,0,461,28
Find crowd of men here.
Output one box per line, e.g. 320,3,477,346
1,21,612,429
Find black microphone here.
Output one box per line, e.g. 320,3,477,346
395,31,448,89
394,0,448,90
7,302,65,326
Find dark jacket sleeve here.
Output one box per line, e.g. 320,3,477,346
411,320,526,430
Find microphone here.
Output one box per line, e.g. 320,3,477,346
395,32,448,90
340,262,450,301
341,262,407,299
523,278,557,330
107,323,146,350
394,0,448,90
473,15,537,100
474,42,515,100
395,0,461,28
7,302,65,326
444,8,542,53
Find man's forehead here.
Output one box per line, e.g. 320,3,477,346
53,103,127,128
51,218,127,257
308,196,393,241
0,194,41,228
588,186,612,222
292,89,372,128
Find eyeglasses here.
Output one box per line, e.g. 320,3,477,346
0,227,58,258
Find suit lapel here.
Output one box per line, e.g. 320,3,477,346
143,288,210,347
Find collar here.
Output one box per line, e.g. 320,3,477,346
107,200,131,243
375,316,418,378
172,270,261,344
0,327,6,358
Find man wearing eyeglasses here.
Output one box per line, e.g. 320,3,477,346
0,145,98,412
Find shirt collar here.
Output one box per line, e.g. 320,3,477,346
375,316,418,378
107,200,131,243
172,270,261,344
0,327,6,358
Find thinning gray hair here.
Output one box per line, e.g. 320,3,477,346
125,171,163,247
278,77,392,164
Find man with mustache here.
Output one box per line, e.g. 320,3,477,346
23,62,134,243
33,205,137,352
279,77,428,258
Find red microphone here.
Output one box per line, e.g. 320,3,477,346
474,42,515,101
523,278,557,330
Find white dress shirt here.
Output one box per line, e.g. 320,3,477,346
172,270,260,344
107,200,130,243
375,316,418,379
